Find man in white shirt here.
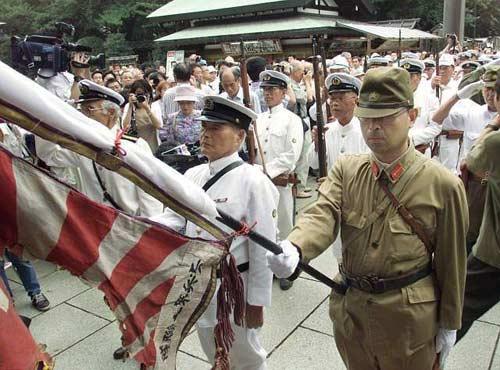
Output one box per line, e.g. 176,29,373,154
309,73,368,173
254,70,303,290
402,59,441,157
36,80,163,217
153,96,278,370
219,67,262,114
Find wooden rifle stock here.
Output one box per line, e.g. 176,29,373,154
319,40,332,121
239,42,256,165
311,36,328,178
435,43,440,100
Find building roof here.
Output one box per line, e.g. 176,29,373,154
154,15,440,47
155,14,339,46
336,21,440,40
371,18,420,29
147,0,311,23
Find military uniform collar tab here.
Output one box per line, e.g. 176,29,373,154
209,152,241,176
371,143,415,183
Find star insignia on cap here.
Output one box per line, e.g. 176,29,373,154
369,92,380,102
403,63,411,69
332,77,341,85
263,76,271,81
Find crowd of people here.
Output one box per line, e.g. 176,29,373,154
1,36,500,370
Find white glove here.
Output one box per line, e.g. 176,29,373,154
266,240,300,278
436,328,457,368
456,80,484,99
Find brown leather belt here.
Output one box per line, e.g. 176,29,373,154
440,130,464,140
415,143,430,154
272,173,299,187
339,263,433,294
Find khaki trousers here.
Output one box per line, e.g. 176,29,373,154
330,279,438,370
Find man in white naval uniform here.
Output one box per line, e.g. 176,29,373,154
153,96,278,369
402,59,441,157
432,67,499,172
254,70,303,290
255,70,303,238
309,73,368,174
431,53,475,172
36,80,163,217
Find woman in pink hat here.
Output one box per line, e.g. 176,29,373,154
159,85,202,147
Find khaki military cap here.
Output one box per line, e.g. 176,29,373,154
355,67,413,119
482,65,500,88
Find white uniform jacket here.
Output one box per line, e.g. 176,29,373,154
409,85,441,156
458,104,497,165
438,98,478,173
152,152,279,325
255,104,304,179
308,117,369,172
35,126,163,217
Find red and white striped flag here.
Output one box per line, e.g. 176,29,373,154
0,146,226,369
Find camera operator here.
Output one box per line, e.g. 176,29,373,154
122,80,162,153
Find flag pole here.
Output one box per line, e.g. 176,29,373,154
216,209,341,292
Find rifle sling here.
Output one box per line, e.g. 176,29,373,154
345,154,427,246
92,161,124,212
376,174,434,255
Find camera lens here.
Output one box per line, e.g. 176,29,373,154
136,95,146,103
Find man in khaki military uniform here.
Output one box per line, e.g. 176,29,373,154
267,67,468,370
457,76,500,342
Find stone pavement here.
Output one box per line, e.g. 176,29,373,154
6,179,500,370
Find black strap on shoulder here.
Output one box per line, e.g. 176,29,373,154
203,161,244,192
92,161,124,211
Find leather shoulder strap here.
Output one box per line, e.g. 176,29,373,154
92,161,123,211
202,161,244,192
349,155,427,237
376,161,434,254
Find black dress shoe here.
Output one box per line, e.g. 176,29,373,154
113,347,128,360
279,278,294,291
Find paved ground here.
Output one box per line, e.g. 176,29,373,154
6,179,500,370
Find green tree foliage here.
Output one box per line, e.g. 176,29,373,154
0,0,166,63
371,0,499,37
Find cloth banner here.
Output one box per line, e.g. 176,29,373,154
0,146,226,369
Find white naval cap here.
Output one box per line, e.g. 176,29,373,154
325,73,362,95
259,70,289,88
439,53,455,67
402,52,419,60
330,55,350,71
400,58,425,74
460,61,480,71
76,79,125,106
423,59,436,68
368,56,390,67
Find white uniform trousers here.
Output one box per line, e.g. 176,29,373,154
437,136,461,174
197,324,267,370
295,120,312,191
277,186,294,241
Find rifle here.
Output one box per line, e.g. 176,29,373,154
310,36,328,178
435,43,440,100
239,41,257,166
319,37,332,121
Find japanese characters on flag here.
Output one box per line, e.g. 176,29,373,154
0,146,226,369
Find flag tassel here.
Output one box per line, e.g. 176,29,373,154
213,253,245,369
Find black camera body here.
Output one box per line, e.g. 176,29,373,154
10,22,106,78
